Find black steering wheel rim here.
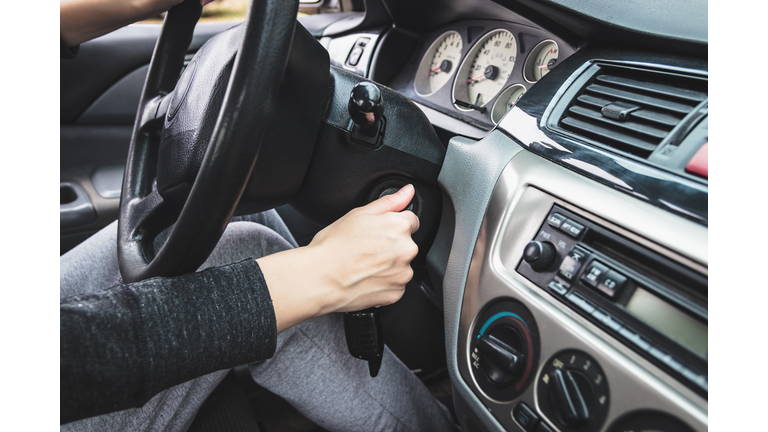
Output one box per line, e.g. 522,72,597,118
117,0,300,283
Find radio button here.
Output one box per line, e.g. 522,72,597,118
547,213,567,229
548,280,568,295
581,261,609,287
602,314,623,332
620,328,651,351
596,270,627,298
558,249,588,281
566,293,595,314
681,368,705,386
592,308,609,323
649,347,667,362
664,356,684,373
560,219,585,238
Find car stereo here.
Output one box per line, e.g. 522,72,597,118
516,205,708,397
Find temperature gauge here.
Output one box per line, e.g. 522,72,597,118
491,84,526,123
523,40,558,83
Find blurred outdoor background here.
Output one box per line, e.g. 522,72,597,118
138,0,348,24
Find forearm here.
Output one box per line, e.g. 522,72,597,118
60,259,276,424
60,0,184,47
257,247,340,333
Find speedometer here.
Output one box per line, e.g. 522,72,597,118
452,29,517,111
414,31,463,96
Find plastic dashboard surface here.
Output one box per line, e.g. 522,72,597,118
386,19,578,131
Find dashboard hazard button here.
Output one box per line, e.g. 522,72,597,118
685,142,708,179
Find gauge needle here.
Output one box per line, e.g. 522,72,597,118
429,66,442,75
467,73,486,83
538,64,549,69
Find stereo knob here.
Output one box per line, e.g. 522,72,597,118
523,240,556,272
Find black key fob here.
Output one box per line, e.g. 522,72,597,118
343,307,384,377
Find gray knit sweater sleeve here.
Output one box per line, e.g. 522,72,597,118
60,259,276,424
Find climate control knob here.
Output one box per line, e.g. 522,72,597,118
477,325,525,385
551,368,592,427
470,300,540,401
523,240,556,272
537,350,610,432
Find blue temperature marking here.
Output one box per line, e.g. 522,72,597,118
477,312,528,338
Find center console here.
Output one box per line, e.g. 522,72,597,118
447,143,707,432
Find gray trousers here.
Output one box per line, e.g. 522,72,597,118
60,211,456,432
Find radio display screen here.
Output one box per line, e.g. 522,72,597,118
625,287,707,359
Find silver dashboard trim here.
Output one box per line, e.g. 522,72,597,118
454,149,707,431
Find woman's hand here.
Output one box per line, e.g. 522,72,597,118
258,185,420,332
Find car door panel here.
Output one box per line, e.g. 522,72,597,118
60,23,238,254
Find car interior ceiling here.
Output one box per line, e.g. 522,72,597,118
60,0,708,431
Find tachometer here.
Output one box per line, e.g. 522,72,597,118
452,29,517,111
414,31,463,96
523,40,558,82
491,84,526,124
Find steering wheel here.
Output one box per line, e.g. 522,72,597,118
117,0,299,283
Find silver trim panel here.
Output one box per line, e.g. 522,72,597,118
448,148,707,431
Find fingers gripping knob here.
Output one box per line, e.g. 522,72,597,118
379,187,415,212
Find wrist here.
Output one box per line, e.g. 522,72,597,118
257,247,341,332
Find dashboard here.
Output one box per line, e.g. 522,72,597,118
391,19,576,129
310,1,708,431
59,0,709,430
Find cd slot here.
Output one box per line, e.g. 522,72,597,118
580,223,707,320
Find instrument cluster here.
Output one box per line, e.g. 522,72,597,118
404,20,576,128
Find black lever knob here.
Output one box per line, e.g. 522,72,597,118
551,368,591,427
523,240,556,272
344,307,384,377
348,82,383,136
477,334,525,378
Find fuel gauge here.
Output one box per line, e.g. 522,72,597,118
523,40,558,83
414,31,463,96
491,84,526,124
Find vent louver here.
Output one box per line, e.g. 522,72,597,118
558,66,707,158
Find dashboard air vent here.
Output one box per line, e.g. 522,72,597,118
558,65,707,158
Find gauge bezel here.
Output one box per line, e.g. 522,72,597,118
491,84,527,124
414,30,463,97
523,39,559,83
452,28,517,112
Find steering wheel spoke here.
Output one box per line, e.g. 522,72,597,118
137,94,173,132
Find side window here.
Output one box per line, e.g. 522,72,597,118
138,0,363,24
139,0,249,24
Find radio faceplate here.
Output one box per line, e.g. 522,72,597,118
516,205,708,397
